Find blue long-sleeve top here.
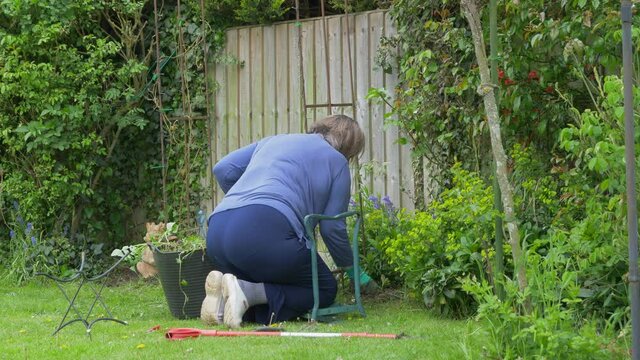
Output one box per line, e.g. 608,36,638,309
211,133,354,267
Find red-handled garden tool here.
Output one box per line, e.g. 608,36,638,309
165,328,401,340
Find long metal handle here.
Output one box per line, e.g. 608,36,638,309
621,1,639,358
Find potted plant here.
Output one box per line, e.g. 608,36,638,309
146,221,216,319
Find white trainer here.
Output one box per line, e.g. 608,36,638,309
222,273,249,329
201,270,224,325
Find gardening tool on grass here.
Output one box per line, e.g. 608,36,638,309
165,328,400,340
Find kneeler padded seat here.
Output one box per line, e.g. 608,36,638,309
36,251,130,336
304,211,366,322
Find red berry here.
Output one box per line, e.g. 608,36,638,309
545,85,554,94
528,70,539,80
504,78,516,86
498,70,504,80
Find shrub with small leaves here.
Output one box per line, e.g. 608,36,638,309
384,164,496,317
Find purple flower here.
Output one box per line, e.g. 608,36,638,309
12,201,19,211
349,198,357,208
31,236,37,246
16,215,24,226
26,222,33,235
9,230,16,239
382,195,394,209
368,195,380,209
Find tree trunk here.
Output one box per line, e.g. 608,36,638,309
412,154,426,211
461,0,528,294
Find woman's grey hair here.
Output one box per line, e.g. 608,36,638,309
307,114,365,160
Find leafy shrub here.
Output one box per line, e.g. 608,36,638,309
463,237,627,359
0,0,151,257
511,143,562,239
384,165,495,317
461,69,635,359
2,201,109,283
205,0,288,26
349,191,407,288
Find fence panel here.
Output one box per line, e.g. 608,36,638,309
211,10,414,210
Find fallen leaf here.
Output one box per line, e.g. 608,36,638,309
147,325,161,333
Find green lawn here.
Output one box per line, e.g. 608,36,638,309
1,276,486,359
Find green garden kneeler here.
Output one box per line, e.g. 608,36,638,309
303,211,366,322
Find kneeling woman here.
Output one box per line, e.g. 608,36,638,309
201,115,364,328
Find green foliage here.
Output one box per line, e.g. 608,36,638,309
510,144,562,242
0,0,152,273
552,73,637,325
205,0,289,27
463,208,628,359
458,60,636,359
146,222,205,253
384,165,495,317
349,191,407,288
559,74,640,194
149,1,220,228
463,237,628,359
329,0,390,13
3,201,109,284
111,221,205,270
372,1,482,191
373,0,640,201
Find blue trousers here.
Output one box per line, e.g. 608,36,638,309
206,205,337,324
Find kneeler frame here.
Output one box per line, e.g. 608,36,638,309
304,211,366,322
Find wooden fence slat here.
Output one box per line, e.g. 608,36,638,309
328,16,343,116
382,11,402,209
238,28,251,147
250,27,264,142
355,13,372,192
226,29,239,157
275,23,289,134
313,18,329,121
341,15,355,120
301,20,315,130
289,22,302,134
263,25,277,137
369,11,386,197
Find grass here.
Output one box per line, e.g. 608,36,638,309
1,274,486,359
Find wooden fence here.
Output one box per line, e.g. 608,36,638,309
209,10,415,212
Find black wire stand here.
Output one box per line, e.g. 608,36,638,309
36,251,131,337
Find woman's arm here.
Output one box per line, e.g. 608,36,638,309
213,142,258,193
318,165,353,268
